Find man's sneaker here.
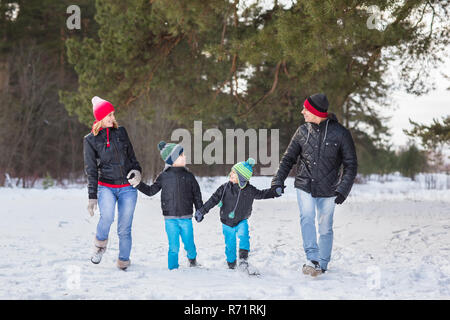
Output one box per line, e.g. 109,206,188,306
302,260,322,277
227,261,237,269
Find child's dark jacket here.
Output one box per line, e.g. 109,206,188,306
199,182,277,227
137,166,203,218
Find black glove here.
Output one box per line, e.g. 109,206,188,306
273,184,286,196
195,210,204,222
274,185,285,197
334,192,345,205
268,186,281,198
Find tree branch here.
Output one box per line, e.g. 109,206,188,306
237,61,282,117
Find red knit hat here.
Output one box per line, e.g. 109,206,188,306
91,96,115,148
92,96,115,122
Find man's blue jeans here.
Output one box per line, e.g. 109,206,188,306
165,218,197,270
96,185,137,262
222,219,250,263
296,188,336,270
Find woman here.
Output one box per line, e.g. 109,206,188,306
83,96,142,270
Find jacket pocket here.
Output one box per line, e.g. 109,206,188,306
161,192,174,211
323,140,339,159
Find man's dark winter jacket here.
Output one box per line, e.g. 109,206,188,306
136,166,203,218
199,182,278,227
83,126,142,199
272,113,357,199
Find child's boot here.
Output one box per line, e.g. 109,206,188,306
238,249,260,276
189,258,199,267
238,249,249,269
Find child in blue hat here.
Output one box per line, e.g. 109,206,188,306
128,141,203,270
195,158,281,272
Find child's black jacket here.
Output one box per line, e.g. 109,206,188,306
199,182,278,227
136,166,203,217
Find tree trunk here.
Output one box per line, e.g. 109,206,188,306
0,59,9,92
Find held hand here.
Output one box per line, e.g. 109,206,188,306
276,185,285,196
273,184,286,197
334,192,346,205
195,210,204,223
87,199,98,216
270,186,282,197
127,170,142,187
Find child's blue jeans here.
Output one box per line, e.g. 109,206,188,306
164,218,197,270
222,219,250,263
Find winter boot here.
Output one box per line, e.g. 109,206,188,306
227,261,237,269
189,258,199,267
302,260,322,277
91,238,108,264
238,249,249,269
117,259,131,271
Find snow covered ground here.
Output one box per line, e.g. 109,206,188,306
0,175,449,300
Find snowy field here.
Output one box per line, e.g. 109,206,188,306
0,174,449,300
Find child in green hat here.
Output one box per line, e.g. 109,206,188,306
195,158,281,273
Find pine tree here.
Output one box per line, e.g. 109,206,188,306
397,144,427,180
0,0,97,185
405,116,450,149
59,0,449,176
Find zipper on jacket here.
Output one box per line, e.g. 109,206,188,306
312,119,330,185
111,131,124,180
298,162,305,176
313,124,324,185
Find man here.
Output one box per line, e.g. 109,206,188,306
272,93,357,277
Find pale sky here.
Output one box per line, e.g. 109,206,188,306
385,56,450,148
388,88,449,148
242,0,450,149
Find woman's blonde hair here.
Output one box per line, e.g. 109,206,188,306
92,119,119,136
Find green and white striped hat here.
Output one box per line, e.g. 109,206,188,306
158,141,184,165
232,158,256,189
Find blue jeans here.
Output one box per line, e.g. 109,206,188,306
165,218,197,270
296,188,336,270
96,185,137,262
222,219,250,263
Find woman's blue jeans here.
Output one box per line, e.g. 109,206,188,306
96,185,137,262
